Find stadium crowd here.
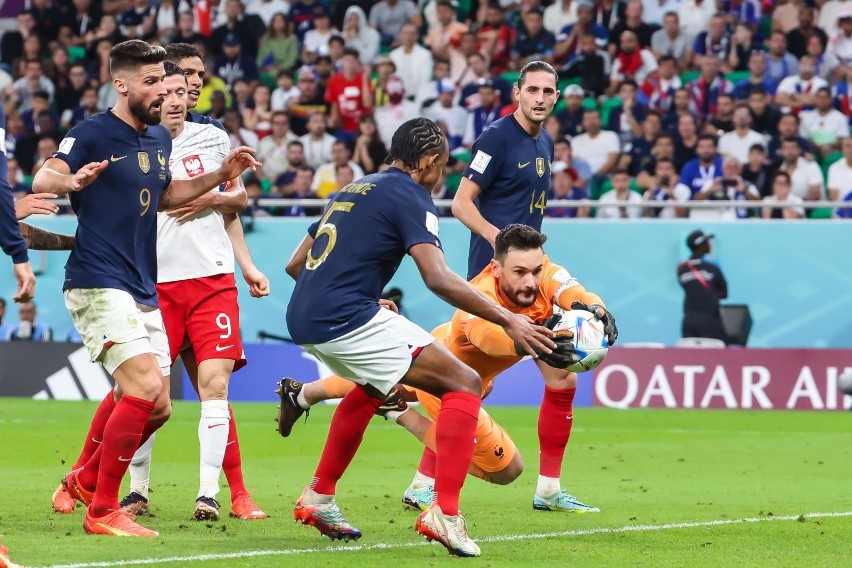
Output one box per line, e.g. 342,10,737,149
3,0,852,220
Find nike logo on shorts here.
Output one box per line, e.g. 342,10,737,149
118,456,132,462
215,344,234,352
207,423,227,429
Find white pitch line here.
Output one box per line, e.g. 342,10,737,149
40,511,852,568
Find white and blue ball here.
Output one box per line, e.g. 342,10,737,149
552,309,609,372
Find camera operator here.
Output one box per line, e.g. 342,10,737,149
691,156,761,220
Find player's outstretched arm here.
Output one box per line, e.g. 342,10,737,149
160,146,260,210
165,178,248,222
33,158,108,196
285,234,314,281
409,242,555,357
451,177,500,248
15,193,59,219
223,211,269,297
19,223,75,251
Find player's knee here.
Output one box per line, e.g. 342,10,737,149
136,373,163,402
544,369,577,390
454,363,481,396
150,398,172,423
490,453,524,485
199,372,229,401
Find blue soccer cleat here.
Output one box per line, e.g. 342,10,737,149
402,484,435,511
533,490,600,513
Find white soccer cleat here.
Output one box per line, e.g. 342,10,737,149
414,504,480,557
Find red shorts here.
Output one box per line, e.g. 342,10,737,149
157,273,246,371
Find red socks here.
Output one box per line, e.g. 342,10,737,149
434,391,480,516
310,385,382,495
538,386,576,478
417,448,437,478
72,390,117,470
222,404,248,498
90,395,155,517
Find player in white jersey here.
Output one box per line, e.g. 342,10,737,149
124,61,270,521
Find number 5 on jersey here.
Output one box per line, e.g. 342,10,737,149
306,202,354,271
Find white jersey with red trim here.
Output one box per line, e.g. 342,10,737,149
156,121,235,283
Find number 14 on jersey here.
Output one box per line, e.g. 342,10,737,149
530,190,546,215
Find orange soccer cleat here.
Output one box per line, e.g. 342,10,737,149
230,491,268,520
52,482,77,514
0,541,21,568
83,508,159,537
62,469,94,507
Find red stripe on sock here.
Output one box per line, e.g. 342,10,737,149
312,385,382,495
434,391,480,516
538,386,576,478
90,395,155,517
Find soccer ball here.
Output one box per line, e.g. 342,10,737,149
552,309,609,372
839,369,852,395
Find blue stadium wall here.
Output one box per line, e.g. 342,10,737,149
5,217,851,349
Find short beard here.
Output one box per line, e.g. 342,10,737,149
129,94,162,126
501,282,537,308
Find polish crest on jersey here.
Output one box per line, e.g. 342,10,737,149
182,155,205,177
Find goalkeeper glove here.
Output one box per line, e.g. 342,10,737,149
571,301,618,345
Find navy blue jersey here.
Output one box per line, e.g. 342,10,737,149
187,112,226,132
55,111,172,306
287,167,442,345
462,114,554,279
0,106,28,265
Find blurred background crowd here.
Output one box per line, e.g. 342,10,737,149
3,0,852,220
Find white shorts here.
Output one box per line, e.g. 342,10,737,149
301,308,435,395
64,288,171,376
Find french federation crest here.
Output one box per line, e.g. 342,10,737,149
138,151,150,173
536,157,545,177
157,150,166,167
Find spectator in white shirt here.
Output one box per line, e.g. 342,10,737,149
596,169,643,219
299,111,337,170
543,0,578,35
389,22,434,101
302,8,338,57
827,135,852,202
311,140,366,198
425,78,468,150
643,0,683,27
719,105,766,163
762,171,806,219
374,76,420,148
777,136,825,201
572,109,621,177
775,55,829,113
799,87,851,158
609,30,658,94
246,0,290,27
257,111,298,181
692,156,761,220
270,69,301,110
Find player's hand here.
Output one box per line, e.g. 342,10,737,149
167,192,216,223
507,313,556,358
534,313,581,368
243,265,270,297
379,299,399,313
15,193,59,220
69,160,108,192
221,146,261,180
13,261,36,303
571,301,618,345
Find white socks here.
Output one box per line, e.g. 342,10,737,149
129,434,155,499
536,475,561,498
198,400,230,499
296,389,310,410
411,470,435,490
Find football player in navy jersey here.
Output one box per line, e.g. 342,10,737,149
0,104,37,304
284,118,557,557
452,60,559,280
32,39,259,538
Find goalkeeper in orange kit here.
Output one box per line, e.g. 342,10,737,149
278,224,617,512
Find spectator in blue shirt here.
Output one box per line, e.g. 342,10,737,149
214,32,260,90
680,134,724,196
547,161,589,218
512,8,555,69
7,301,52,341
733,51,779,100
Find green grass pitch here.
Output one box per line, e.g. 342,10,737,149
1,398,850,567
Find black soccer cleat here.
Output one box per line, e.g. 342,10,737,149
376,386,408,419
119,491,151,516
194,496,221,521
276,378,309,437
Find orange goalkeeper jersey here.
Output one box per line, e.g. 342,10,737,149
431,256,603,395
